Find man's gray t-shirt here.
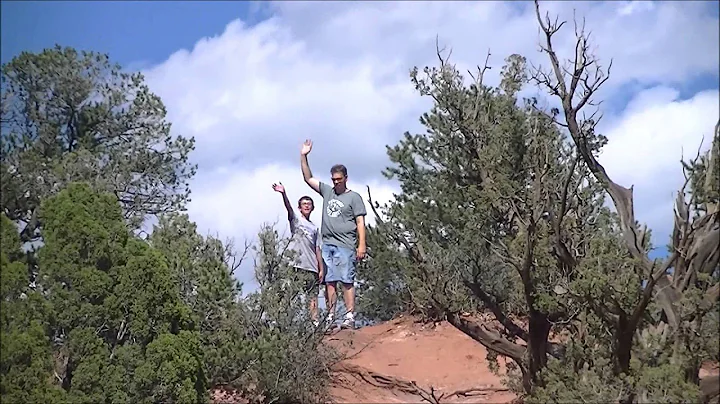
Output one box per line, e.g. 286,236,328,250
318,182,367,250
288,214,319,273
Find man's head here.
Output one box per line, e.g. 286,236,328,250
298,195,314,218
330,164,348,193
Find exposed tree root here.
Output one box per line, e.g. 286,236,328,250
332,362,509,403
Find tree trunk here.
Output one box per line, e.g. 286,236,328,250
527,312,552,389
520,367,533,395
615,319,633,376
604,314,638,404
684,360,700,385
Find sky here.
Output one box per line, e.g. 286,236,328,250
2,1,719,293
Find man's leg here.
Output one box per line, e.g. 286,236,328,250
341,282,355,315
325,282,338,319
321,244,338,325
337,246,357,329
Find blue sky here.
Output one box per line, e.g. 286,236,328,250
2,1,715,110
1,1,267,67
2,1,717,287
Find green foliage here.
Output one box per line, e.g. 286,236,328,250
363,52,589,324
149,213,253,387
135,331,207,403
1,214,65,403
150,214,242,332
1,183,206,403
2,34,712,404
356,224,414,321
238,224,338,404
1,45,196,240
530,344,702,403
0,215,27,299
528,355,624,403
0,46,337,404
0,320,66,403
0,214,23,263
2,184,337,404
681,125,720,216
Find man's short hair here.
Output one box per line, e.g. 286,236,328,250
298,195,314,207
330,164,348,177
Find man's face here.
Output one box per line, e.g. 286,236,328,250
331,172,347,192
299,199,314,216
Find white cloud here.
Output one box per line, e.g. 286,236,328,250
601,88,718,186
267,1,717,92
142,1,718,291
599,88,719,248
617,1,655,17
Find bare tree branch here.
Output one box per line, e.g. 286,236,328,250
445,311,526,365
464,278,529,341
532,1,643,271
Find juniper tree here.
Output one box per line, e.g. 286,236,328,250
365,46,611,393
363,6,718,400
1,182,208,403
149,213,254,387
0,214,66,403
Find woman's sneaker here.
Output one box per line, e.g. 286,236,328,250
340,312,355,330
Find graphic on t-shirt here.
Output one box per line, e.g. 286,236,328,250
327,199,344,218
289,216,318,273
293,218,314,238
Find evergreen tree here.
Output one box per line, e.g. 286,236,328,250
1,46,196,241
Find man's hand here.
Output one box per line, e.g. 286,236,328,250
318,268,325,284
301,139,313,155
356,245,366,261
271,182,286,193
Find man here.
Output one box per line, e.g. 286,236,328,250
271,181,324,326
299,139,367,330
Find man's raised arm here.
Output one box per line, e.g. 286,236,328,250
300,139,321,193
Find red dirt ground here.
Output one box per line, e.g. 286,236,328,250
211,315,719,404
326,314,516,403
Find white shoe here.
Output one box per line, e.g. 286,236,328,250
323,313,337,334
340,312,355,329
325,313,335,324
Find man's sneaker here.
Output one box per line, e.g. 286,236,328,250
340,313,355,330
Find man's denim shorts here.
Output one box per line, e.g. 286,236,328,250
321,243,356,285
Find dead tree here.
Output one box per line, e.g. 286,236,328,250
530,0,719,400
